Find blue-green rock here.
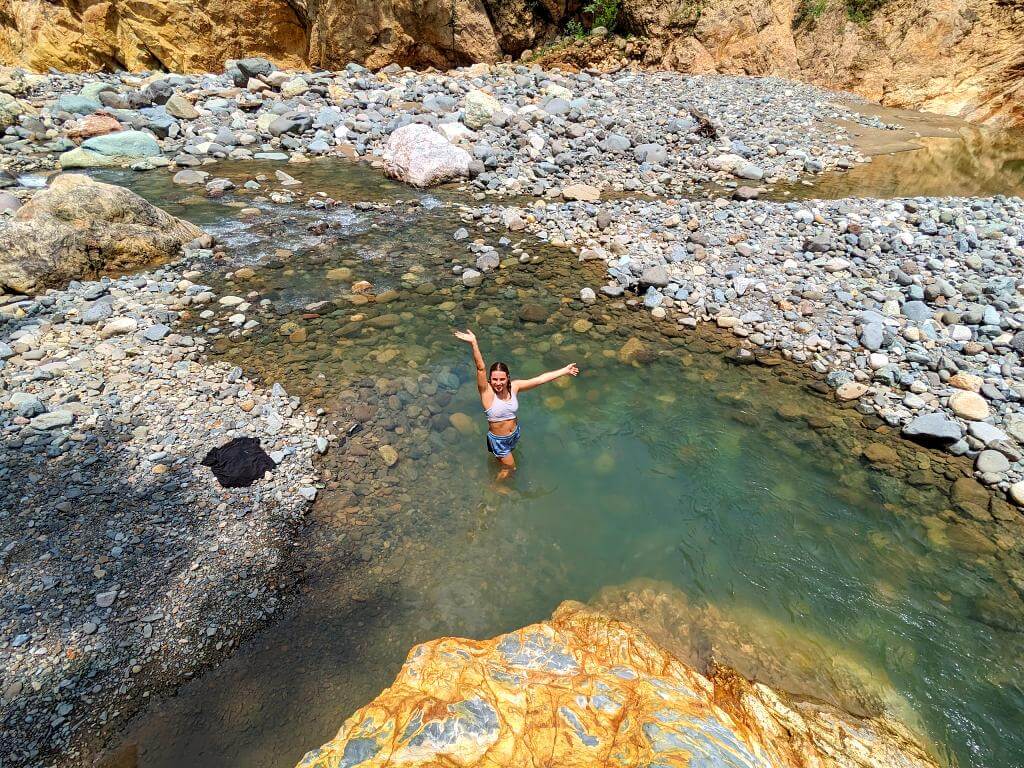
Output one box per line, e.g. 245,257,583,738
55,94,102,115
82,130,161,157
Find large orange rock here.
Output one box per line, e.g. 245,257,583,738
0,0,506,72
296,601,937,768
0,0,308,72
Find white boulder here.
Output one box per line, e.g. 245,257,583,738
383,124,471,188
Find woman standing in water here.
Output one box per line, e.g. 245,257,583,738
453,328,579,479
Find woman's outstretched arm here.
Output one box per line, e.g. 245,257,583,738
515,363,579,393
453,329,488,396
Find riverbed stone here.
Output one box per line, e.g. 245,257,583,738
1009,482,1024,507
448,413,475,435
383,124,471,187
951,477,991,520
378,444,399,466
976,450,1010,474
59,130,162,168
463,89,502,130
863,442,900,465
836,382,868,401
29,410,74,430
561,183,600,202
902,412,963,444
949,391,989,421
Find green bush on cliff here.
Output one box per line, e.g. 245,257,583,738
585,0,620,30
845,0,887,23
564,19,586,38
668,0,706,28
793,0,827,28
793,0,888,26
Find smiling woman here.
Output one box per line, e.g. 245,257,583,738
454,328,579,480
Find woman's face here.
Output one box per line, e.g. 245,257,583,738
490,370,509,393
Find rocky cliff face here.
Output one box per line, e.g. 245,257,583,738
296,600,938,768
0,0,1020,126
0,0,551,72
624,0,1024,127
0,0,309,72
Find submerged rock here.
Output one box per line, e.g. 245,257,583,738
0,174,204,293
297,602,937,768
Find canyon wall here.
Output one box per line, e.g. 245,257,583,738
0,0,1021,125
626,0,1024,128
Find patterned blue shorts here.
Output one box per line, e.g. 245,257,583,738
486,426,521,457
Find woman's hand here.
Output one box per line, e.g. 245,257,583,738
563,363,579,377
453,329,477,345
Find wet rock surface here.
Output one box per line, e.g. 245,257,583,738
296,601,938,768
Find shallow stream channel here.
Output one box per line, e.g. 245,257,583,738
91,140,1024,768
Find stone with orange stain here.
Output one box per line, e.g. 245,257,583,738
948,372,982,392
65,112,121,140
296,602,937,768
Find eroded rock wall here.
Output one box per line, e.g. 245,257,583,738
0,0,309,72
296,601,938,768
0,0,553,72
625,0,1024,126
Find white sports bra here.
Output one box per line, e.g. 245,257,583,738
484,388,518,422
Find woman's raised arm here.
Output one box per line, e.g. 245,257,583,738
515,363,579,393
453,329,488,396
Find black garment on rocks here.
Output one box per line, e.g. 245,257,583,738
201,437,276,488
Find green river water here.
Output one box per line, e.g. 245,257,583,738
88,135,1024,768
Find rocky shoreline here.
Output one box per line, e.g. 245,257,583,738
2,57,1024,765
0,245,326,763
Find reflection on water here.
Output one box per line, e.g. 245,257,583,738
88,162,1024,768
781,127,1024,200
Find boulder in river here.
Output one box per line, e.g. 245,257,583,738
58,129,162,168
0,174,204,293
296,602,937,768
382,124,470,188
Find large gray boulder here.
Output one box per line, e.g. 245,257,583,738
0,174,204,293
383,124,471,188
58,130,162,168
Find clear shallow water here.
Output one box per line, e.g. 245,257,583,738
776,127,1024,201
89,162,1024,768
